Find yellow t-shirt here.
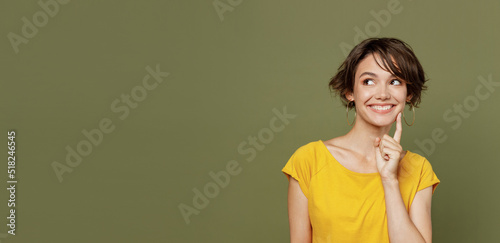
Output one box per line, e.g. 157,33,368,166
282,140,440,243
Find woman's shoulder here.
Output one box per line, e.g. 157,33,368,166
400,150,434,175
292,139,323,155
287,139,331,164
404,150,427,162
286,139,331,176
319,136,353,158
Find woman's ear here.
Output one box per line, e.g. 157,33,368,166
406,93,413,103
345,91,354,102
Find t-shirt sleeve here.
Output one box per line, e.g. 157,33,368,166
281,146,312,199
416,158,441,195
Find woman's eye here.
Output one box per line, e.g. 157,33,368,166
363,79,375,85
391,79,402,85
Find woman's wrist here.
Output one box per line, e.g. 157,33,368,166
381,176,399,184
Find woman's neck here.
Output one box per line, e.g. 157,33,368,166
342,118,393,160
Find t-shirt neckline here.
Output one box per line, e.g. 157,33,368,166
318,139,410,177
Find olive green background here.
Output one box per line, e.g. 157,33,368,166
0,0,499,242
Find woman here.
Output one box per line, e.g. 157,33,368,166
282,38,440,243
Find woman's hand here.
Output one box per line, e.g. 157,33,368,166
374,112,403,181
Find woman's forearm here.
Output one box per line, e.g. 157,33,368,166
382,178,427,243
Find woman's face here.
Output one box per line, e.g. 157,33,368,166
347,53,412,127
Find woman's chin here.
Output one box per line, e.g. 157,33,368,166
369,117,396,127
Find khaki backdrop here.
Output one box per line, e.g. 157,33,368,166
1,0,499,242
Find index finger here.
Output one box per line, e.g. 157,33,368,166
393,112,402,143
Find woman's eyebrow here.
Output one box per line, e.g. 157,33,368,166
359,71,377,79
358,72,397,79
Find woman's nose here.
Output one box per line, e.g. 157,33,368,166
376,85,391,99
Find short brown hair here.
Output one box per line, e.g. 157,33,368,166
329,37,428,109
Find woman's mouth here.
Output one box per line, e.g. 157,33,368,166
368,105,395,114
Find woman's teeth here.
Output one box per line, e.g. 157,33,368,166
370,105,393,110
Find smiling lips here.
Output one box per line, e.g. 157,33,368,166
368,104,396,114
